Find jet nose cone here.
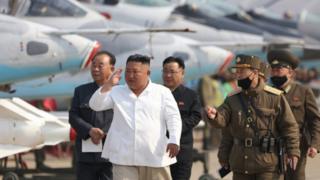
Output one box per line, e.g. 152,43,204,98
81,41,101,69
58,34,101,71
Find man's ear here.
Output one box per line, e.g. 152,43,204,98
111,66,115,71
251,69,259,79
288,68,295,78
147,70,151,75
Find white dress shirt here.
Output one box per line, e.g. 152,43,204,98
89,80,182,167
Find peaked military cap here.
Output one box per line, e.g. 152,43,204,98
259,62,271,79
232,54,261,69
267,49,299,69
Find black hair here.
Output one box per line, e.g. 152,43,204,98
126,54,150,65
93,51,116,65
162,56,185,69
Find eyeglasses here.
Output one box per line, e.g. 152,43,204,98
162,70,181,75
91,63,107,70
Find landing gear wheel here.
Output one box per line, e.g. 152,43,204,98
3,172,19,180
199,173,216,180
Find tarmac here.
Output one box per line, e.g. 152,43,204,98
190,149,320,180
1,129,319,180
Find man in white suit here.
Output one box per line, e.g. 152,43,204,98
90,54,182,180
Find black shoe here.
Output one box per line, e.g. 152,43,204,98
36,163,51,170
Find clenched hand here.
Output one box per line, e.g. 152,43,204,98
206,106,217,120
166,143,180,158
307,147,318,158
89,127,105,145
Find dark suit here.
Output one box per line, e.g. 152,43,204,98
170,85,202,180
69,82,113,180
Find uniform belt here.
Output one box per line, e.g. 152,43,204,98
234,138,260,148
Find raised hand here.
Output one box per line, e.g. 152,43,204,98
101,68,122,92
108,68,122,86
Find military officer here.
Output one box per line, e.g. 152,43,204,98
268,49,320,180
217,61,274,178
206,54,300,180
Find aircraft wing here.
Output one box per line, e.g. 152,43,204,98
189,41,267,48
10,98,71,147
0,98,41,158
0,144,32,159
188,40,304,50
0,98,43,123
0,98,70,159
43,28,194,36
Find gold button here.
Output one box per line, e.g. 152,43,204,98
244,155,248,159
245,171,248,174
246,124,250,128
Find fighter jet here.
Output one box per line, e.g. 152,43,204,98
174,0,302,39
222,0,319,40
0,33,234,99
227,0,312,21
164,15,265,44
5,0,176,55
83,0,266,43
173,1,265,36
80,0,178,27
78,0,303,48
298,0,320,41
10,0,291,58
224,0,308,31
0,13,99,92
0,0,193,89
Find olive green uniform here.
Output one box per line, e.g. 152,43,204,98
213,81,300,180
218,61,271,166
267,49,320,180
281,82,320,180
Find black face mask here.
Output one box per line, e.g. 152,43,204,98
271,76,288,87
237,77,252,90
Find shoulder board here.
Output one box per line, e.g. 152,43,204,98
264,85,282,95
227,89,241,97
